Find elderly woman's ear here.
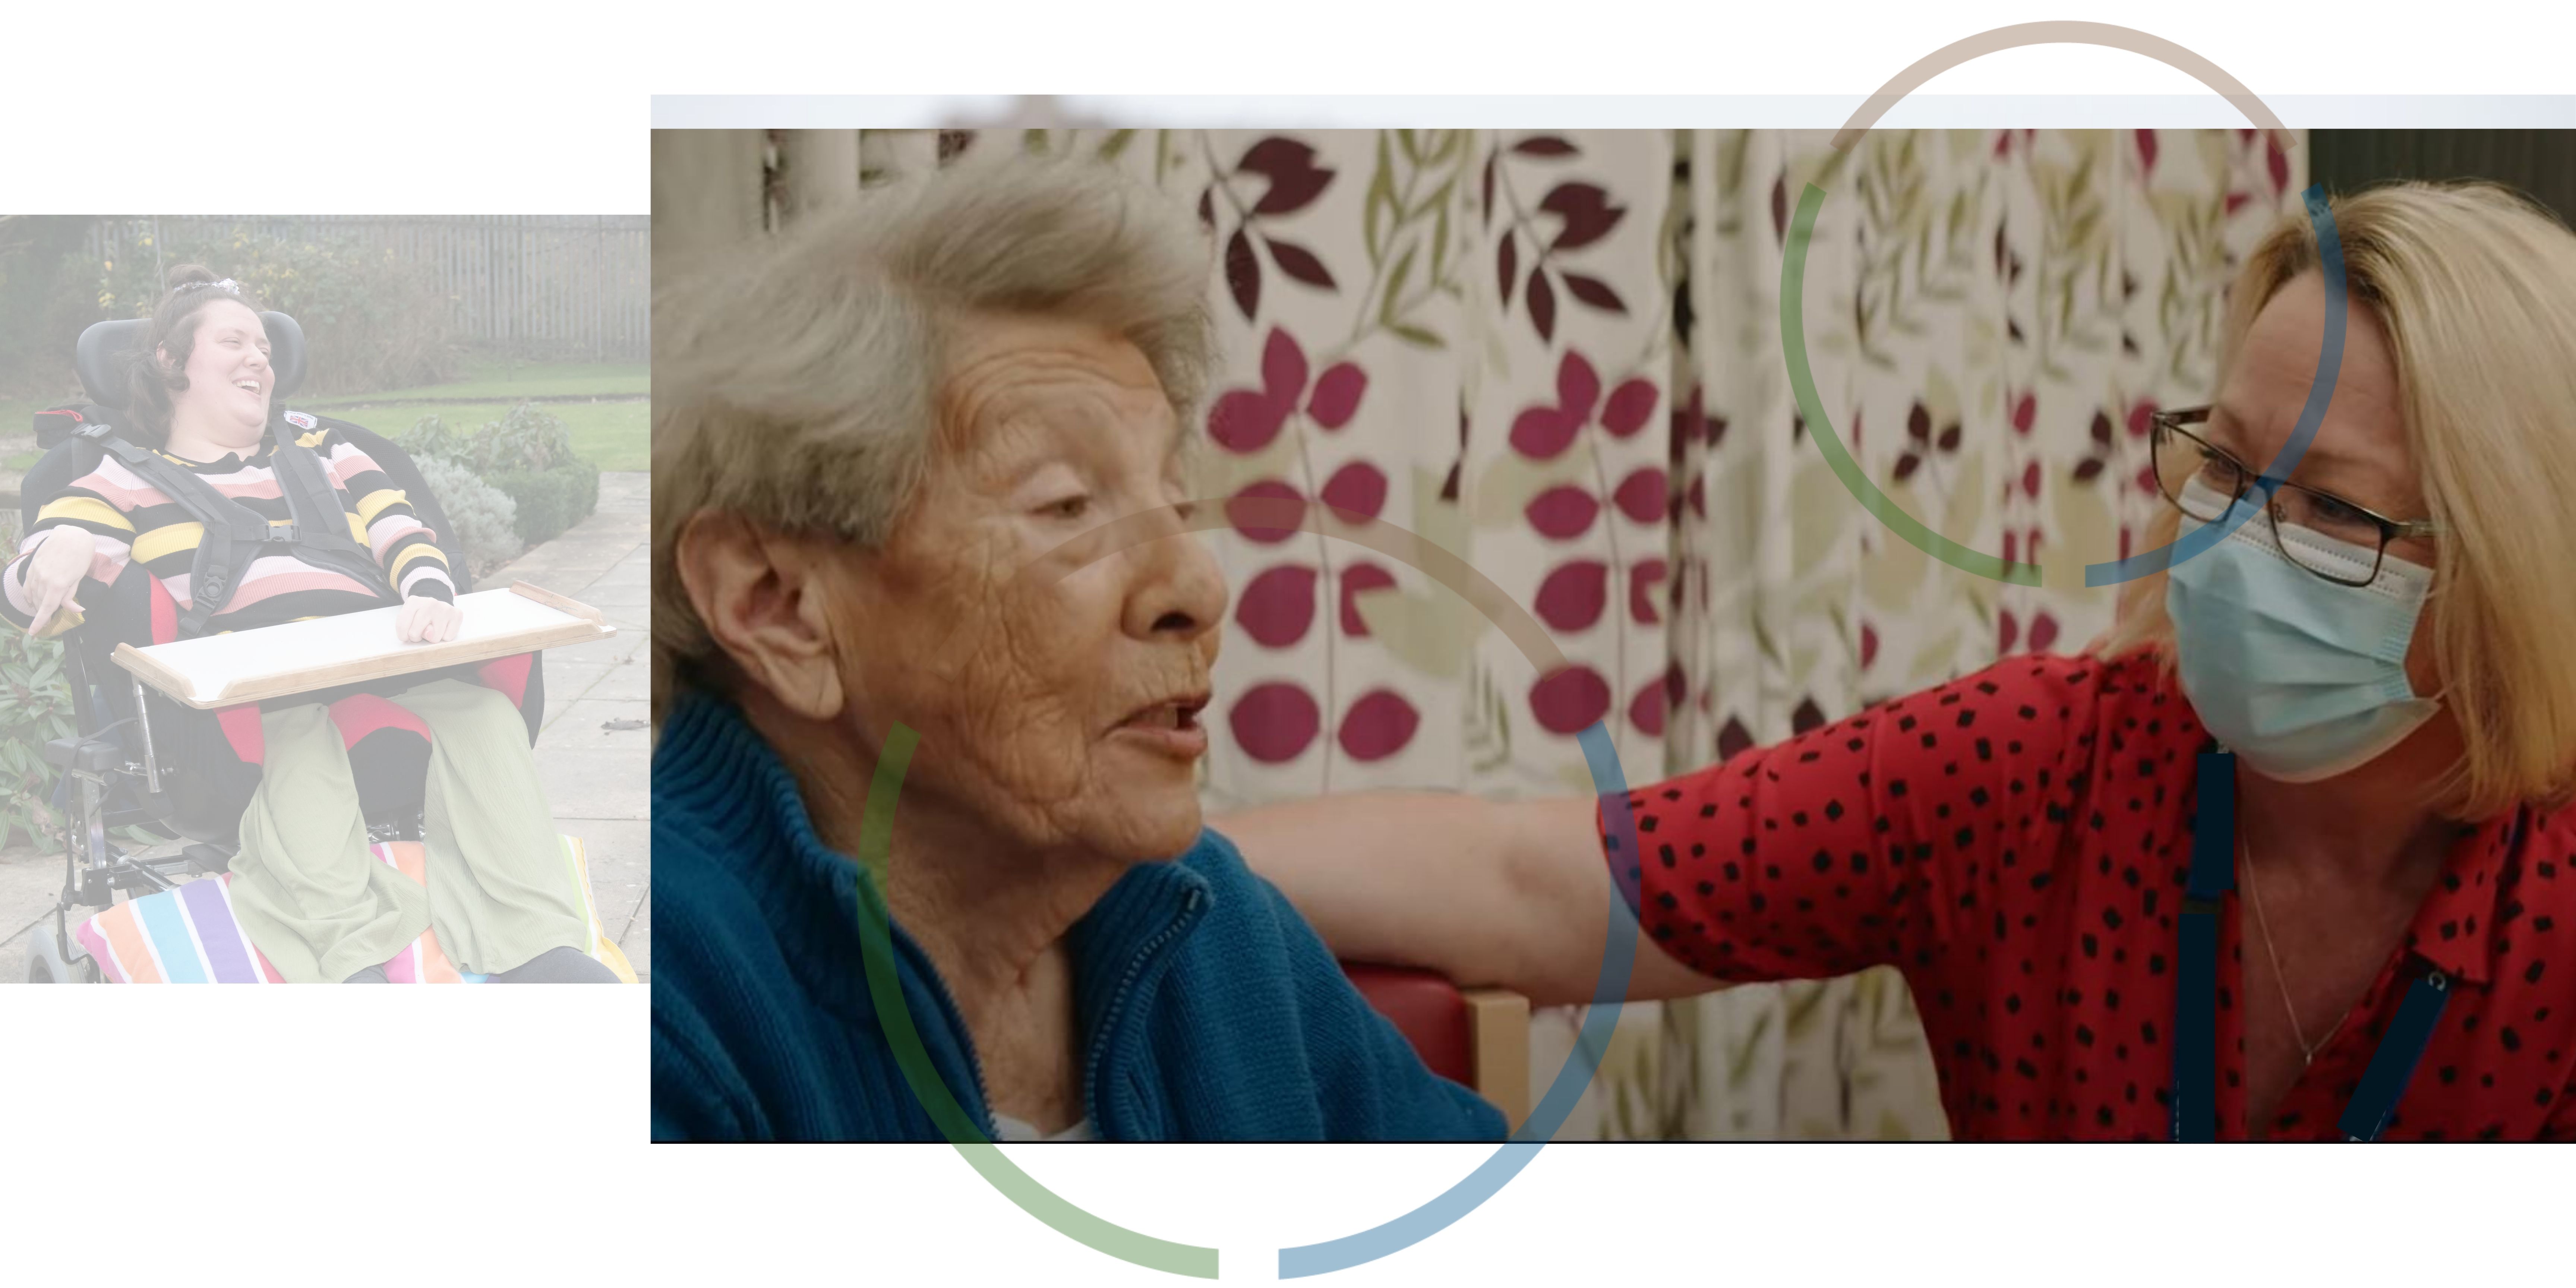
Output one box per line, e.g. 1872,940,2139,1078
675,511,855,722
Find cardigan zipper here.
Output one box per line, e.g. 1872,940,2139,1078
886,909,1002,1139
1084,887,1208,1139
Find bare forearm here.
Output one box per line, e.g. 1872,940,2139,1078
1216,791,1697,1006
1218,792,1515,975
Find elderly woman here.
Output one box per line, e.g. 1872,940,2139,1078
649,159,1503,1142
1231,180,2576,1141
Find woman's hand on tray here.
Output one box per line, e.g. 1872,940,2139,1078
21,527,95,637
395,595,463,644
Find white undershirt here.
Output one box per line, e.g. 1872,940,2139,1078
990,1113,1096,1143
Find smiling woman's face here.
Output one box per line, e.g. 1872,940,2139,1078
168,299,274,438
831,313,1227,862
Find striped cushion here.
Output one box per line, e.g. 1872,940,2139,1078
76,836,637,984
79,872,282,984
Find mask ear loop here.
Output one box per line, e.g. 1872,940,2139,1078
2398,571,2448,708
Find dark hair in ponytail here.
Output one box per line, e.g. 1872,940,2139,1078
121,264,267,448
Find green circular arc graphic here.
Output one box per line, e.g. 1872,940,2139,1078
1782,22,2332,588
847,494,1650,1280
1779,179,2044,587
839,23,2333,1276
850,723,1222,1279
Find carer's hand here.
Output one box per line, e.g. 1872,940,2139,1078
22,527,97,637
395,596,463,644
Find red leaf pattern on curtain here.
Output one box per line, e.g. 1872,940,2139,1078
871,126,2306,1143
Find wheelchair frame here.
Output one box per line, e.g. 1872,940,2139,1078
23,646,233,983
18,313,508,984
24,620,470,984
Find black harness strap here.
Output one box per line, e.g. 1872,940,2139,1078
34,403,116,452
78,419,396,638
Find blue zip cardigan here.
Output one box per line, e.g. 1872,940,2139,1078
650,695,1505,1143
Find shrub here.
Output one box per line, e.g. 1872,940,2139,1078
0,513,75,851
0,215,101,397
412,452,524,578
469,401,581,474
0,624,75,851
487,461,601,548
397,413,470,466
401,404,599,550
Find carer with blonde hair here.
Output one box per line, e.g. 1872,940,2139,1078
1231,180,2576,1140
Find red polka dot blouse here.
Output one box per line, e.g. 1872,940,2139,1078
1604,650,2576,1140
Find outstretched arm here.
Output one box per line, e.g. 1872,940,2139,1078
1224,655,2110,1010
1218,792,1716,1007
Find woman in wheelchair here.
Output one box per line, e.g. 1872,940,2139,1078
6,266,615,983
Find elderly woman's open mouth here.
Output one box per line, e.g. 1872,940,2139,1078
651,154,1514,1147
1111,691,1211,759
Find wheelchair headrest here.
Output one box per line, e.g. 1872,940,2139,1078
74,312,308,407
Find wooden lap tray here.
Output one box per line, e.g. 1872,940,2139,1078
113,582,617,709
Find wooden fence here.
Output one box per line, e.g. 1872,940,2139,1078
84,215,649,361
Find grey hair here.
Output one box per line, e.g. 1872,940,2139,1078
651,154,1217,724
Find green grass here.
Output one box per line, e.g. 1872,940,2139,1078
300,359,648,405
2,363,651,471
307,360,648,470
325,398,648,472
6,396,45,473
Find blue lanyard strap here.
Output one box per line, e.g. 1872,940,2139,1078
2170,751,2237,1143
2338,971,2452,1141
2169,748,2461,1142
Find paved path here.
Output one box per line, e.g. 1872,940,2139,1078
0,471,652,982
496,471,652,979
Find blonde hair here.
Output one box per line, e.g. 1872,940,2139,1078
650,155,1216,724
2099,180,2576,818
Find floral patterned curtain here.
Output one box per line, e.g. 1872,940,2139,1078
838,125,2306,1139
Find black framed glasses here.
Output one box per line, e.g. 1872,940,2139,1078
2147,406,2443,588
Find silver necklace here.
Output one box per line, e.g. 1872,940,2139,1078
2240,836,2348,1066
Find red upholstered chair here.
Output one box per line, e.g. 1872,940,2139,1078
1340,962,1531,1130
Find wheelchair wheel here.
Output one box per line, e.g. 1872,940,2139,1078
22,925,100,984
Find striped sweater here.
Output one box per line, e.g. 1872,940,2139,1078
3,425,454,638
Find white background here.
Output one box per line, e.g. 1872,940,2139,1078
6,3,2572,1285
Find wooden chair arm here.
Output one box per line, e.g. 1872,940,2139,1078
1461,986,1531,1132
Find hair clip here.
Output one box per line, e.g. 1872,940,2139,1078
174,278,242,296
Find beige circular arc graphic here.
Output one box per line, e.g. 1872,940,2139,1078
1795,20,2331,590
1828,20,2297,155
866,30,2321,1274
852,493,1647,1281
1024,496,1572,675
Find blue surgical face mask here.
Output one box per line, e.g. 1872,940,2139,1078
2164,475,2442,783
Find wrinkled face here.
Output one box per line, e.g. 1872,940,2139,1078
833,313,1225,862
169,299,273,437
2200,269,2441,694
